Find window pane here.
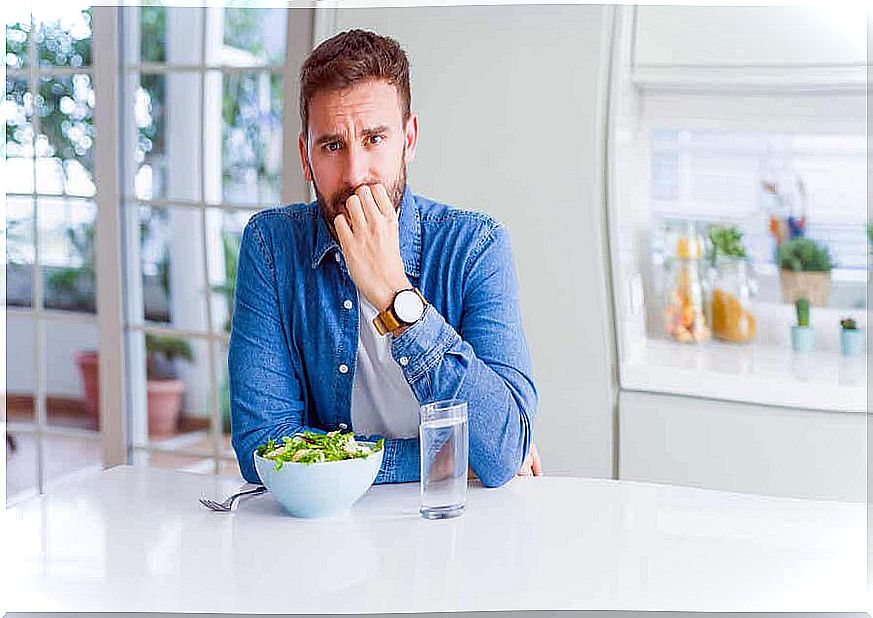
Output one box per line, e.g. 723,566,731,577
205,208,256,335
129,332,213,448
6,11,31,69
140,5,166,63
43,434,102,487
134,205,208,333
133,72,203,202
35,73,96,196
6,431,38,506
34,5,92,68
650,129,868,271
39,198,97,314
6,313,36,424
45,318,99,431
7,196,35,308
218,71,282,206
221,7,286,65
216,339,232,460
5,75,35,193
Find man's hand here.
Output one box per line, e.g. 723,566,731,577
334,184,410,312
465,442,542,481
517,442,542,476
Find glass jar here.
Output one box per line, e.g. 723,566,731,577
663,226,710,344
709,255,757,343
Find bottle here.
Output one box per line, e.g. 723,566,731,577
663,224,710,344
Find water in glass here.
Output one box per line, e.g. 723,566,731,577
419,400,468,519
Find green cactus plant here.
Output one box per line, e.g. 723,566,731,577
795,297,810,328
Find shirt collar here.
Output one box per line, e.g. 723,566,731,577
311,185,421,279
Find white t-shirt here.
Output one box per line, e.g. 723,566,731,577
350,293,421,438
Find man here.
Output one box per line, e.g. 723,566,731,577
229,29,541,488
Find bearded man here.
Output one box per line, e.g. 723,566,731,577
229,29,540,488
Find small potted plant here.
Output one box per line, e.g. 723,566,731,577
839,317,865,357
791,297,815,353
777,238,833,307
75,334,194,435
144,334,195,436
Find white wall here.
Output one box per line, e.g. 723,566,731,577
330,5,618,478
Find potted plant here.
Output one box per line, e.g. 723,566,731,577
145,333,195,435
839,317,865,357
777,238,834,307
791,297,815,353
75,334,194,435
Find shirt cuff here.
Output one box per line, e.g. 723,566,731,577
390,304,457,380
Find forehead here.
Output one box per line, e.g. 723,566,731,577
307,79,403,135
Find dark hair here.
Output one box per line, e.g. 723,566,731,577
299,29,411,136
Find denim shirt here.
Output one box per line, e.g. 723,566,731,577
228,186,537,488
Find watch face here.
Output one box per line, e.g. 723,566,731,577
394,289,425,323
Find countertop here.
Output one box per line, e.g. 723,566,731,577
3,465,866,612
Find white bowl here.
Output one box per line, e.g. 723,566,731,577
253,444,383,518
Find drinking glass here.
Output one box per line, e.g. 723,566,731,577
419,399,468,519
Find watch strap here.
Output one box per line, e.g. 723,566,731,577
373,288,426,336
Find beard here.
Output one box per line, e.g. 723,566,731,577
312,152,408,242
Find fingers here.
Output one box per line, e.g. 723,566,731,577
531,443,543,476
334,214,352,248
345,194,367,233
371,183,395,218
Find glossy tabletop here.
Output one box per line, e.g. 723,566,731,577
3,465,866,612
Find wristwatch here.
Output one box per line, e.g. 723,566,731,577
373,287,427,336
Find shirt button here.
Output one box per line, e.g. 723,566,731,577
338,364,349,374
399,356,409,367
343,299,353,310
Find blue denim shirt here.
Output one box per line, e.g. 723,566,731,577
228,186,537,488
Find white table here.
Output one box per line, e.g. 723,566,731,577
3,465,866,613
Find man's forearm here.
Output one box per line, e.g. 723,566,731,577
390,305,536,488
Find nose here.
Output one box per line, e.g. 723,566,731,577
342,141,370,189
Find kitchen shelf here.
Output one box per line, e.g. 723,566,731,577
620,337,867,414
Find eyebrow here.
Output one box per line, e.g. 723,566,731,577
314,125,391,147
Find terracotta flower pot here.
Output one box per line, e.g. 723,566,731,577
74,350,100,430
147,379,185,436
74,351,186,436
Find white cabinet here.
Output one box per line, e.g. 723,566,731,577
632,6,867,91
619,390,865,502
634,6,866,67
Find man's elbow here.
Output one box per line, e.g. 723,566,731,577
476,454,520,488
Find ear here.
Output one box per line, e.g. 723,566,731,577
403,113,419,164
298,132,313,182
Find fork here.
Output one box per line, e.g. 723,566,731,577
199,485,267,512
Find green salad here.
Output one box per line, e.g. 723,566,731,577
256,430,384,469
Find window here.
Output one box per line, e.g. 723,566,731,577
649,129,868,273
5,4,103,505
6,5,306,503
120,6,292,478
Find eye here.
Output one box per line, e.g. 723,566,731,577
368,134,385,145
324,141,341,153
